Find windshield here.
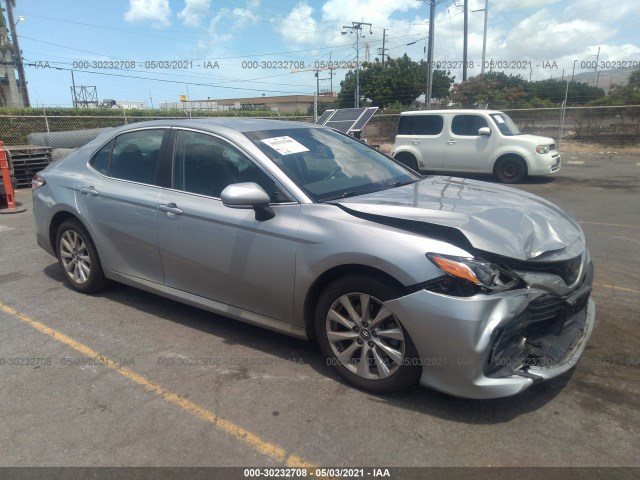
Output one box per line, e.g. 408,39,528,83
245,127,420,202
490,113,522,136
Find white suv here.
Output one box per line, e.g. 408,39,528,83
391,109,561,183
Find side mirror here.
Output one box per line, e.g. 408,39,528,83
221,182,274,220
478,127,491,136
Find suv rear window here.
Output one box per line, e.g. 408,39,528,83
398,115,443,135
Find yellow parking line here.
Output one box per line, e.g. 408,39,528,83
0,301,316,469
594,283,639,294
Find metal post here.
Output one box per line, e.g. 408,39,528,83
426,1,435,107
314,70,319,122
71,70,77,108
6,1,30,107
480,0,488,75
355,32,360,108
463,0,468,81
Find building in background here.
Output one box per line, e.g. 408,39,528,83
161,94,336,113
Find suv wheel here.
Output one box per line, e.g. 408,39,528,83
394,153,419,172
495,156,526,183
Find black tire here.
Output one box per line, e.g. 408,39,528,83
495,156,527,183
315,275,421,393
55,219,107,293
394,152,419,172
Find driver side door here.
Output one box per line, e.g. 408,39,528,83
156,128,301,323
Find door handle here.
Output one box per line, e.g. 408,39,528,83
80,186,99,196
157,203,184,216
446,140,456,145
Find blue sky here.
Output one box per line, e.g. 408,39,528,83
11,0,640,107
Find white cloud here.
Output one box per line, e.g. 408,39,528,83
178,0,212,27
232,0,261,29
207,0,261,42
277,1,320,44
124,0,171,27
564,0,635,22
493,0,560,13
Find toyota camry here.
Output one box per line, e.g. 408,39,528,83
32,119,595,398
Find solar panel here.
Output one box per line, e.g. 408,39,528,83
324,120,357,133
328,108,367,122
318,107,378,134
316,109,335,124
351,107,378,132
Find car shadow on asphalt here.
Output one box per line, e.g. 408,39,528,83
44,260,571,425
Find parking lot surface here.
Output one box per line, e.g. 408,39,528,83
1,153,639,468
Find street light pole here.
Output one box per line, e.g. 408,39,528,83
342,21,372,108
5,2,29,107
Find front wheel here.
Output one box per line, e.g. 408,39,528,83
315,275,421,393
55,219,107,293
495,156,527,183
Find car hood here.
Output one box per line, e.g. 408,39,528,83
333,176,584,261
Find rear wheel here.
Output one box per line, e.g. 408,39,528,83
495,156,527,183
315,275,421,393
55,219,107,293
394,152,419,172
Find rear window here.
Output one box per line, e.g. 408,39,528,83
398,115,443,135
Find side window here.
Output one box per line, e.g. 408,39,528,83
109,129,164,184
90,139,113,175
398,115,443,135
172,130,284,201
451,115,488,136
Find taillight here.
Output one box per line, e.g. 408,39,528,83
32,175,46,189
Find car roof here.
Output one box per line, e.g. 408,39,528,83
109,117,317,136
399,109,504,115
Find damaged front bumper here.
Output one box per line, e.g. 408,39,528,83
385,265,595,399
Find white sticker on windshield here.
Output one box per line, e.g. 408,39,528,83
494,116,505,123
260,136,309,155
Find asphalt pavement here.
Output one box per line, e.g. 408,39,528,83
0,152,638,469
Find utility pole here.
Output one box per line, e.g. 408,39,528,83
70,70,77,108
593,46,600,87
6,0,30,107
341,21,372,108
378,29,388,66
314,70,319,122
463,0,468,81
481,0,488,74
420,1,446,109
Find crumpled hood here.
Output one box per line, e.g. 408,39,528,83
333,176,584,261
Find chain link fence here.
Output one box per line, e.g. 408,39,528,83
361,105,640,148
0,106,637,152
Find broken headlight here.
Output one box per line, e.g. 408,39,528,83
426,253,521,295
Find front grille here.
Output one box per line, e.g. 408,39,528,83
503,254,583,286
486,281,592,377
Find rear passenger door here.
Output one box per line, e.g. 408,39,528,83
395,115,445,169
443,114,495,172
76,128,167,283
156,129,301,323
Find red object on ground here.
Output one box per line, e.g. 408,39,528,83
0,141,17,209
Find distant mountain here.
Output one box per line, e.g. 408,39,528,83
572,68,636,93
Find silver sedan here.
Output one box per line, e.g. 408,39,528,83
32,119,595,398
